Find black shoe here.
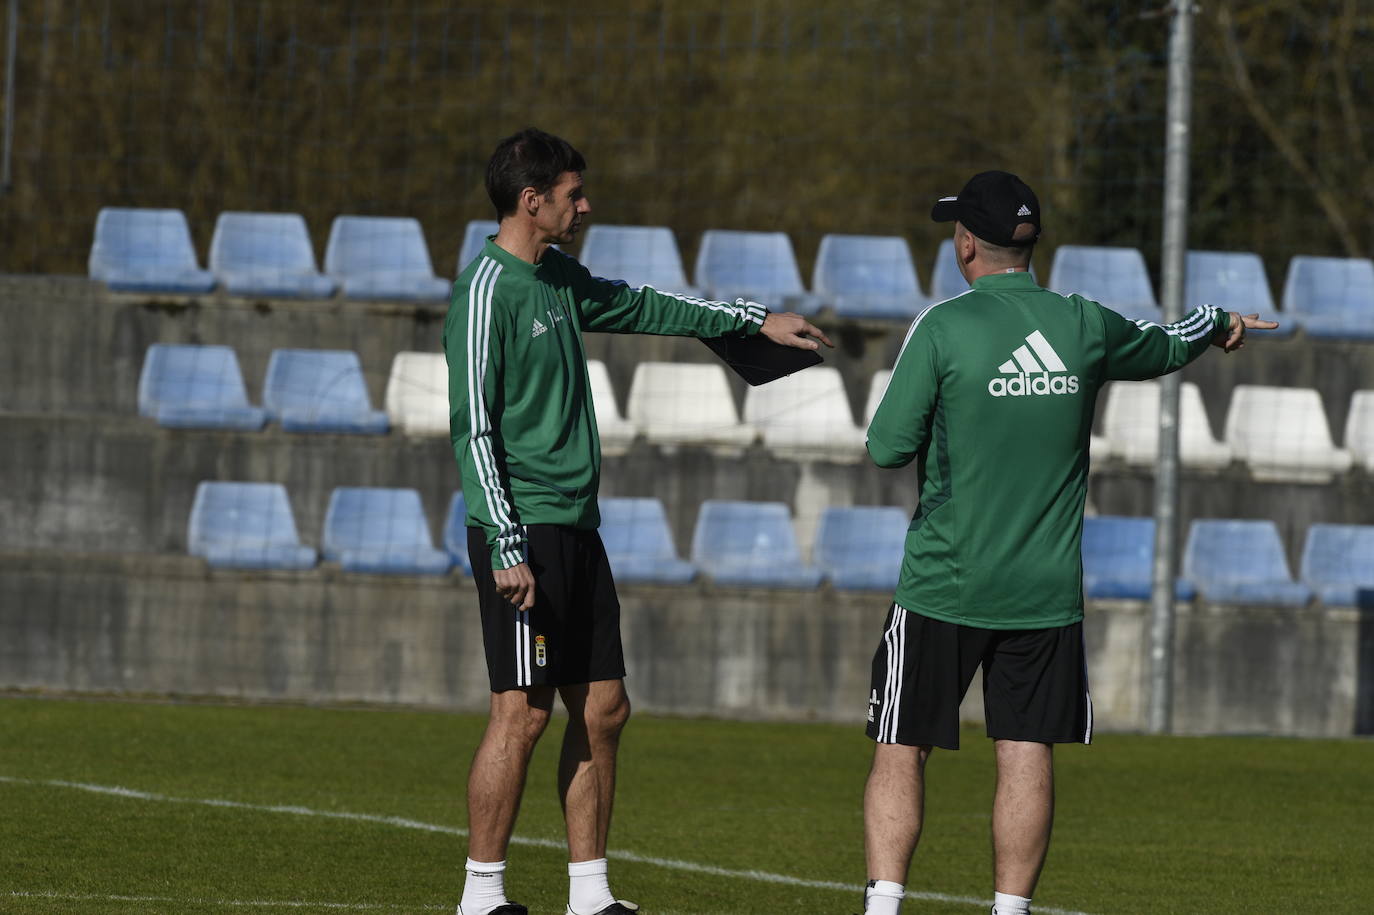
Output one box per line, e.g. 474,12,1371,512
456,905,528,915
567,902,640,915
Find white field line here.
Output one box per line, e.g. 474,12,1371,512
5,889,447,910
0,776,1095,915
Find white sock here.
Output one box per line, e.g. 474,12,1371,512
992,891,1032,914
865,879,904,915
568,857,615,914
460,858,508,915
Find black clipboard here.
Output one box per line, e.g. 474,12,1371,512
699,333,824,386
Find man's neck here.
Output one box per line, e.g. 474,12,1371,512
493,221,552,265
964,263,1031,284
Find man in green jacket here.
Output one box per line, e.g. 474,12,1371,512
858,171,1276,915
444,128,829,915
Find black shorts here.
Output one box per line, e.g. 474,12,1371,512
866,604,1092,750
468,525,626,692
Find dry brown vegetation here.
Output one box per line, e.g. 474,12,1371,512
0,0,1369,283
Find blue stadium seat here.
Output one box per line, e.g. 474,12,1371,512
209,211,337,298
1300,524,1374,607
324,216,452,301
457,220,559,274
458,220,499,273
690,500,823,588
599,497,697,585
441,492,474,576
580,225,701,296
813,506,908,591
694,229,821,314
1081,516,1196,600
812,234,925,321
1050,245,1161,324
930,238,1039,303
322,487,452,575
262,349,389,434
1281,255,1374,339
138,343,268,430
929,238,969,302
89,207,216,294
1185,250,1293,337
187,481,317,570
1183,519,1312,606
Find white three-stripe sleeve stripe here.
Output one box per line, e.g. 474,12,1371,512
465,257,522,569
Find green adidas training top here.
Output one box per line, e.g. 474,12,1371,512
444,238,766,570
867,271,1228,630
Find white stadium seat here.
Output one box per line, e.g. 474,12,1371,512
384,352,449,436
587,360,637,456
863,370,892,426
626,362,756,453
1103,380,1231,470
1224,385,1352,483
743,366,866,462
1343,390,1374,473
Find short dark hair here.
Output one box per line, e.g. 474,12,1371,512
969,222,1037,268
485,128,587,219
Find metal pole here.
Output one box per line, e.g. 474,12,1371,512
1149,0,1196,735
2,0,17,191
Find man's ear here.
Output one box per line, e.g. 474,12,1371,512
958,229,976,264
519,185,541,215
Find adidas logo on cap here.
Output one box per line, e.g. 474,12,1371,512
987,330,1080,397
1017,204,1032,217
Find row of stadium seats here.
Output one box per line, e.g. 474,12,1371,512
189,483,821,586
139,343,1374,480
90,208,1374,337
188,481,1374,605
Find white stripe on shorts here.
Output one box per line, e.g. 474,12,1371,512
514,610,528,686
878,606,907,743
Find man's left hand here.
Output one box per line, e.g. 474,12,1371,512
761,312,834,351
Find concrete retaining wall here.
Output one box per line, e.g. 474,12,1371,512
3,275,1374,737
2,551,1369,737
4,413,1371,574
5,275,1374,439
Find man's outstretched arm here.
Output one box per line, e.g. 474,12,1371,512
1100,303,1278,382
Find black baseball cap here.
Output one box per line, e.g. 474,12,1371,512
931,170,1041,247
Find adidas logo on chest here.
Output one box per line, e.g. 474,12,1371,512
531,318,548,338
987,330,1080,397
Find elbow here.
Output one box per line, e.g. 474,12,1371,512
866,440,913,468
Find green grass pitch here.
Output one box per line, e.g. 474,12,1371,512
1,695,1371,914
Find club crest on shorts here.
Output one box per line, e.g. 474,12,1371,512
535,634,547,667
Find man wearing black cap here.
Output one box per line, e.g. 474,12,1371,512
856,171,1276,915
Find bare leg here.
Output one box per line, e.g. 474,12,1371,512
991,740,1054,897
466,687,555,861
558,679,631,861
864,742,932,883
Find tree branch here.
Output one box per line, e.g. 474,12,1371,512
1214,2,1359,255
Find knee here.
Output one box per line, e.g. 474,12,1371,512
586,690,631,741
489,697,554,748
